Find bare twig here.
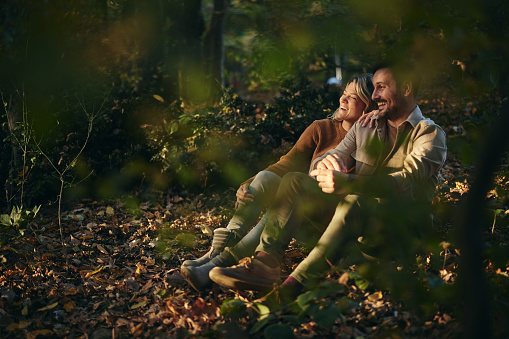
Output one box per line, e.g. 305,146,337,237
34,97,104,268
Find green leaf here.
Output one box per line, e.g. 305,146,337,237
250,314,276,334
252,302,271,319
0,214,11,227
337,296,360,313
312,303,342,328
220,298,246,316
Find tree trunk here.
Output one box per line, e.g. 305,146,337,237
456,76,509,339
203,0,229,102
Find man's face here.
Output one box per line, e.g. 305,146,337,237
371,68,405,120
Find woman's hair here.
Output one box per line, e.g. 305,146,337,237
331,73,377,120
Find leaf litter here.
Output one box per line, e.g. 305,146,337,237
0,156,508,338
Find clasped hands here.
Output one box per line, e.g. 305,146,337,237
310,153,350,194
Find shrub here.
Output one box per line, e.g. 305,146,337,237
144,78,340,190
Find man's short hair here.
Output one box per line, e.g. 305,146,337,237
372,58,423,98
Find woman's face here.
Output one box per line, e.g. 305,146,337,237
335,82,366,123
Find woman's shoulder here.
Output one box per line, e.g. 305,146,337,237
310,118,341,129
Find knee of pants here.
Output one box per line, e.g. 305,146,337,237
251,171,281,194
249,171,281,205
279,172,311,193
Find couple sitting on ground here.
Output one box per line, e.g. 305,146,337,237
180,61,447,298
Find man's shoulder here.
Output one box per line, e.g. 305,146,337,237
415,117,445,133
413,118,447,143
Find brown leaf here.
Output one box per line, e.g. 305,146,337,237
96,244,109,255
338,272,350,286
27,329,53,339
63,301,75,312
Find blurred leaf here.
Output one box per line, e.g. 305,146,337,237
263,323,294,339
250,314,276,334
220,298,247,316
153,94,165,102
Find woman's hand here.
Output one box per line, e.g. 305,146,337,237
235,184,254,208
310,168,348,194
358,110,380,128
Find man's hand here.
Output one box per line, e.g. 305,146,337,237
315,154,349,172
235,184,254,208
358,110,380,128
310,168,349,194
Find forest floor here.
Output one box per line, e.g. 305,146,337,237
0,154,508,338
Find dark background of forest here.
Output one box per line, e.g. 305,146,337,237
1,0,509,338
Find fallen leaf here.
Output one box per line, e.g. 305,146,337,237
338,272,349,286
106,206,114,215
63,301,76,312
27,329,53,339
85,266,104,278
367,291,383,302
37,302,58,311
7,320,31,331
153,94,165,102
131,300,148,309
96,244,109,255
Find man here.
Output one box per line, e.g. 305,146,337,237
209,61,447,292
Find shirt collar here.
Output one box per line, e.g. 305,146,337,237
405,105,424,128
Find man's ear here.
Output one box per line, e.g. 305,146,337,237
401,81,413,97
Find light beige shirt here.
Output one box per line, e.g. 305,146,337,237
310,106,447,203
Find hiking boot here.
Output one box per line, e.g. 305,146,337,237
182,228,238,267
181,251,237,292
209,257,280,291
181,262,215,292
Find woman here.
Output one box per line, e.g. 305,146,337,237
181,73,377,291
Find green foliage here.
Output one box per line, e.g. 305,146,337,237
156,226,197,261
0,205,40,244
144,80,338,189
221,280,360,335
